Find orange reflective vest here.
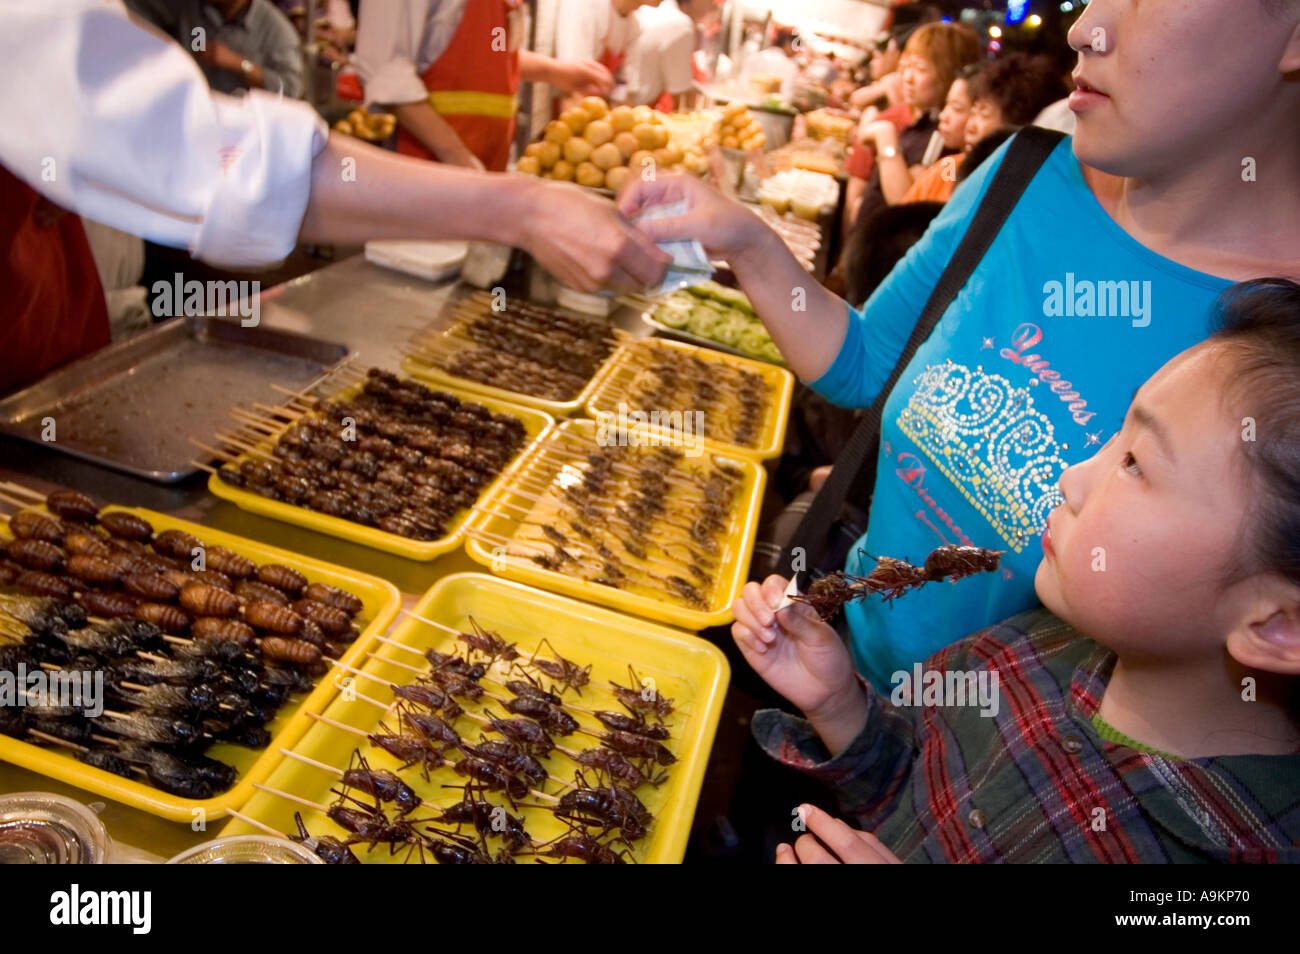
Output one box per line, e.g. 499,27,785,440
397,0,522,172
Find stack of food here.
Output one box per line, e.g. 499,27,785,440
515,96,707,188
611,340,773,451
214,369,529,542
700,102,768,153
766,139,843,177
405,291,621,403
0,493,366,654
758,168,840,220
804,108,856,143
474,427,748,613
248,624,681,863
648,282,784,365
332,108,396,143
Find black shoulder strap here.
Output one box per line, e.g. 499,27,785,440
778,127,1066,579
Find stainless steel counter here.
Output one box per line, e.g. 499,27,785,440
0,254,646,860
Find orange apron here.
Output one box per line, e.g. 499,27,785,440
0,166,109,392
397,0,523,172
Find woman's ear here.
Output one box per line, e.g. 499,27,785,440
1281,14,1300,76
1226,595,1300,675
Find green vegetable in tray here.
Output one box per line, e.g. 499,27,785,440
687,280,756,315
655,303,693,328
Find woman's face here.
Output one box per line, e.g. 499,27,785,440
899,51,944,111
1067,0,1300,177
964,97,1004,149
937,79,973,150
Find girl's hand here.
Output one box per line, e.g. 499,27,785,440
775,805,902,864
730,575,860,719
615,174,766,262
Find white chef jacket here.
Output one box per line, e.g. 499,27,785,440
624,0,694,106
354,0,473,106
554,0,638,65
0,0,328,268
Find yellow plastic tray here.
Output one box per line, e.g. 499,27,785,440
0,507,401,822
585,337,795,461
222,572,730,863
400,307,620,418
207,379,554,561
462,419,764,630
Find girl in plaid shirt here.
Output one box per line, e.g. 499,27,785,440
732,279,1300,863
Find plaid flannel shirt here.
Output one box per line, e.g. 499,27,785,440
754,608,1300,863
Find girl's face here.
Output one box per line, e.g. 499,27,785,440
1066,0,1300,176
1034,344,1254,659
937,79,972,150
899,52,944,111
964,97,1004,149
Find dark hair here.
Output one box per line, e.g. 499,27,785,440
842,202,945,307
967,53,1069,126
1210,278,1300,586
957,127,1016,183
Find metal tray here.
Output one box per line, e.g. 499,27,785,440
0,318,348,483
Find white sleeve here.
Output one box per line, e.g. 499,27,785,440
554,0,599,63
355,0,439,105
0,0,328,269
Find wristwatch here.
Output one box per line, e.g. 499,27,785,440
878,144,899,159
240,58,254,76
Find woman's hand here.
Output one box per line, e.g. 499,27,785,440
775,805,902,864
552,59,614,96
731,575,863,724
859,119,900,152
616,174,768,264
519,179,671,291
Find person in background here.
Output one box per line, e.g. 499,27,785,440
847,34,903,115
555,0,661,101
355,0,613,171
841,21,978,249
854,22,980,214
623,0,712,110
126,0,305,98
901,54,1070,205
0,0,670,390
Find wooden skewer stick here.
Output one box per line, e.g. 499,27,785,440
0,480,48,502
187,438,244,464
225,808,291,839
251,783,332,815
26,728,88,751
189,460,220,476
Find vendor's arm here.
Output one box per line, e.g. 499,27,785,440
519,50,613,96
861,120,915,205
300,135,670,290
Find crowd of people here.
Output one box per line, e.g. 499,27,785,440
3,0,1300,864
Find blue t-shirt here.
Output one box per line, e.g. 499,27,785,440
810,133,1233,691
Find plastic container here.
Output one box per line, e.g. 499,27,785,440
222,573,730,863
166,834,322,864
585,337,795,461
207,378,554,561
0,508,401,822
0,792,110,864
462,419,765,629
